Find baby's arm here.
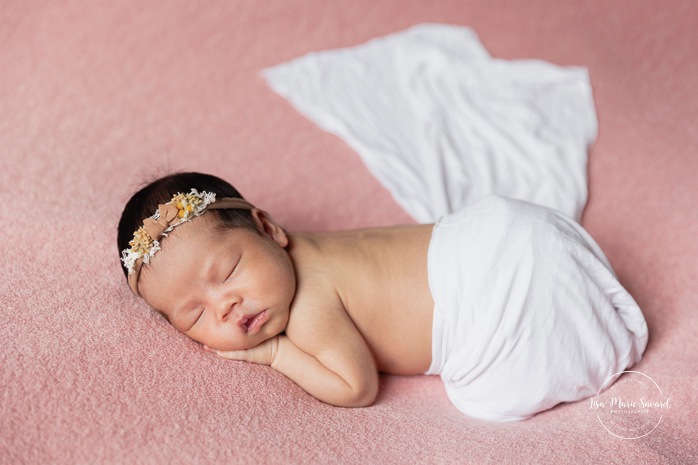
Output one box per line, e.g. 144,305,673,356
206,309,379,408
276,333,378,407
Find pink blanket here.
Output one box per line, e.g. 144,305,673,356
1,1,696,463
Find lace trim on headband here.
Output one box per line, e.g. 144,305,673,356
121,189,216,275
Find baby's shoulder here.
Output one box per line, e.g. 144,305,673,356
285,265,353,351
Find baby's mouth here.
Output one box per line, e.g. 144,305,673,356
240,310,268,334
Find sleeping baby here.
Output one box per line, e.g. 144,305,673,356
118,171,648,421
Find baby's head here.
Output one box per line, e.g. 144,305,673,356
117,172,295,351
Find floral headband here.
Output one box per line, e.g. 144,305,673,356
121,189,255,297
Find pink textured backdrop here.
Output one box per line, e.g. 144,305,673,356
1,1,696,464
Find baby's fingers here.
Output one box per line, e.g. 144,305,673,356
204,344,276,365
203,345,251,362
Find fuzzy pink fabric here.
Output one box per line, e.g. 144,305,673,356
1,1,696,463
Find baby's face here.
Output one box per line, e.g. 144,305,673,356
137,212,295,351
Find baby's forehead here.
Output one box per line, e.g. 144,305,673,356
138,220,217,305
143,214,249,273
139,219,212,276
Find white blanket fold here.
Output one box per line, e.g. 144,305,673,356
263,24,597,222
426,196,648,421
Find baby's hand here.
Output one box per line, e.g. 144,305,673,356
203,336,279,366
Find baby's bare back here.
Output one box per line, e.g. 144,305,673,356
287,224,435,375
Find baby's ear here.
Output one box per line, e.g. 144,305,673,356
251,209,289,247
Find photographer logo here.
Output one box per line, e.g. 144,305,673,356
588,371,670,439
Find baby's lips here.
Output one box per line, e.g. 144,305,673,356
245,310,269,334
236,313,251,330
236,311,265,332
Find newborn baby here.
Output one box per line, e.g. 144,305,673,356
117,172,647,421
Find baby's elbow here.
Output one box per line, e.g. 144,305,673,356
352,388,378,408
343,378,379,408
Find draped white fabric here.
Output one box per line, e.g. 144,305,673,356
263,24,597,222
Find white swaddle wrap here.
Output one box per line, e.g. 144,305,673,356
426,196,648,421
263,24,597,223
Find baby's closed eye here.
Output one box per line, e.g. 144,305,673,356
188,307,205,330
224,257,241,283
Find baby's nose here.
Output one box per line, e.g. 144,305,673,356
216,295,242,322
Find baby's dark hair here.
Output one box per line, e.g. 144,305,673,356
117,172,259,279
